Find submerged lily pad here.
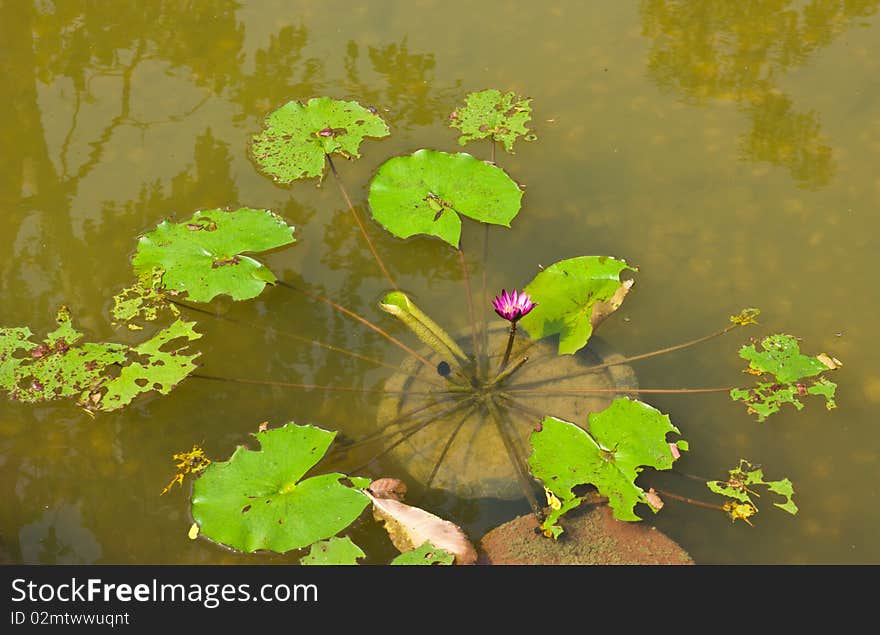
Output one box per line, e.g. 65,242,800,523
368,149,523,248
519,256,635,355
191,423,370,554
0,308,200,412
132,208,295,303
529,398,682,528
250,97,390,182
449,89,536,153
731,334,839,421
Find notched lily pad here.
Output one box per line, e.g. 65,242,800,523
519,256,636,355
191,423,370,554
250,96,390,182
449,88,536,153
528,398,683,532
731,333,840,421
367,149,523,248
111,267,178,330
132,207,295,303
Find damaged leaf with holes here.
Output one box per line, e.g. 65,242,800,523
0,306,128,405
111,267,178,329
368,149,523,248
519,256,636,355
708,459,798,524
250,96,390,182
132,207,295,303
97,319,201,412
449,88,536,153
730,333,840,421
190,423,370,553
528,398,684,536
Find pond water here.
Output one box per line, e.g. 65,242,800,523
2,0,879,565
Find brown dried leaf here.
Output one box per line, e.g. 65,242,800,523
364,491,477,565
645,488,664,511
368,477,408,501
590,279,634,330
817,353,842,370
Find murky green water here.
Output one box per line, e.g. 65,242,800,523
2,0,879,565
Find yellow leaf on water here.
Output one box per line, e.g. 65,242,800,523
817,353,842,370
188,522,200,540
544,488,562,511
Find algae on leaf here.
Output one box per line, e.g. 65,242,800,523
368,149,523,248
131,208,295,303
191,423,370,554
519,256,636,355
449,89,536,153
250,97,390,182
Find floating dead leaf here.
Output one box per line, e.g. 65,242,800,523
188,522,200,540
258,421,269,432
368,477,408,501
817,353,842,370
645,488,664,511
364,491,477,565
544,487,562,511
590,279,634,330
669,443,681,460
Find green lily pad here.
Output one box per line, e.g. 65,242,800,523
449,89,536,153
519,256,635,355
390,541,454,565
250,97,390,182
300,536,365,565
367,149,523,248
111,267,178,329
731,334,839,421
708,459,798,517
529,398,682,526
191,423,370,554
131,208,295,303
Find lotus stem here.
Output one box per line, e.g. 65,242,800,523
489,356,529,387
506,386,735,396
515,323,742,390
191,374,436,395
651,488,725,512
498,322,517,373
480,223,490,379
169,299,445,388
278,281,436,369
325,153,397,290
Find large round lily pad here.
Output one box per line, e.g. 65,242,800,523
375,324,638,500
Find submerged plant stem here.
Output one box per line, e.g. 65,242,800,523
651,488,725,512
457,248,480,368
425,404,477,490
326,153,397,290
506,386,735,396
487,397,542,519
170,299,445,388
191,373,435,395
278,281,435,369
514,323,741,390
480,223,490,378
347,398,476,474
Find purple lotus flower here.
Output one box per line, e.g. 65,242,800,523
492,289,536,323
